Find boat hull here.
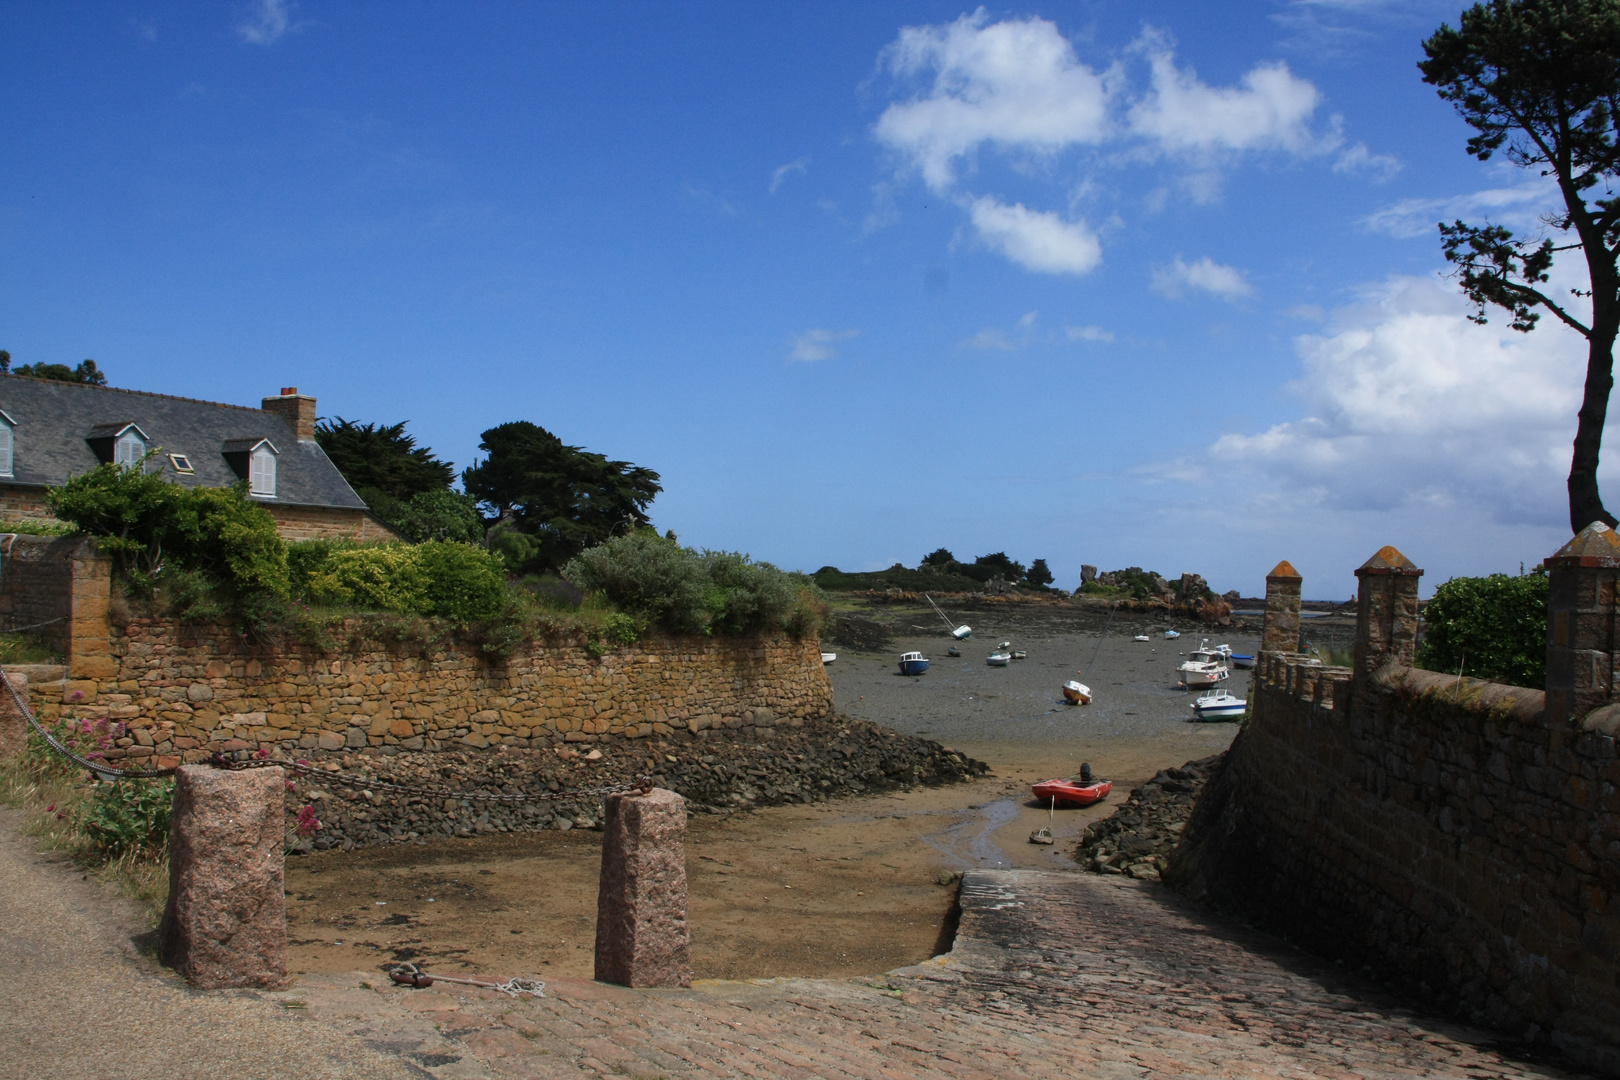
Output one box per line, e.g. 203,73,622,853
986,653,1011,666
1192,704,1246,721
1062,680,1092,705
899,659,929,676
1231,654,1255,669
1032,779,1112,807
1179,666,1229,687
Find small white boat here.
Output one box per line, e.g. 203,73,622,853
1231,654,1255,669
952,625,973,640
1164,629,1180,640
898,651,930,676
1132,634,1150,642
987,652,1012,666
821,652,836,664
1190,689,1246,720
1010,649,1027,660
1062,679,1092,705
996,640,1011,650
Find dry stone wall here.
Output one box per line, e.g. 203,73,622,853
31,617,834,768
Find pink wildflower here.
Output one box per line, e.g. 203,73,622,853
294,805,321,837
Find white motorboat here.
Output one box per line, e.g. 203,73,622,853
1190,689,1246,720
1132,634,1150,642
1177,640,1232,688
821,652,836,664
1010,649,1027,660
1062,679,1092,705
987,652,1012,666
996,640,1011,650
1164,629,1180,640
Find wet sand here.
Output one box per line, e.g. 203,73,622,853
285,602,1269,983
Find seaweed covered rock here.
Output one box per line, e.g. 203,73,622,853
285,713,989,851
1073,754,1223,881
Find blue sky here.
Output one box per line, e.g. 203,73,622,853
0,1,1597,597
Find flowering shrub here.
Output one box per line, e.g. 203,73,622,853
79,777,173,858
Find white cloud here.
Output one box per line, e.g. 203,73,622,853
1152,256,1254,300
237,0,303,45
961,328,1015,351
1362,181,1555,239
1203,272,1590,525
967,196,1101,276
1333,141,1401,178
770,157,810,194
788,328,859,362
1065,324,1114,342
1127,45,1323,156
874,10,1112,193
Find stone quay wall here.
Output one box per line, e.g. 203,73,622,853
1169,536,1620,1075
32,617,835,768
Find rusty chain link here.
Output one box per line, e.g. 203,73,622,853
212,749,654,804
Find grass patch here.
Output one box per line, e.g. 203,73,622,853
0,631,64,665
0,726,171,922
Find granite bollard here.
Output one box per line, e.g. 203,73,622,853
159,764,290,989
594,787,692,988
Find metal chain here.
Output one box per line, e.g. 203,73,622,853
2,666,178,780
387,963,545,998
213,750,653,804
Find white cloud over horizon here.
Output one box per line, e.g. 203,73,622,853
237,0,302,45
967,196,1102,276
1362,181,1556,239
1152,256,1254,300
788,328,859,362
871,10,1377,278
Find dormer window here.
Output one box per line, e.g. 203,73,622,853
222,437,279,497
250,445,276,496
0,410,15,478
86,422,150,469
168,453,193,475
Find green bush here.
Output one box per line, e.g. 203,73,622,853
79,778,173,858
564,533,827,638
292,539,509,623
1416,570,1548,688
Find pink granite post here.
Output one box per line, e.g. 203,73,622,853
159,764,289,989
594,787,692,988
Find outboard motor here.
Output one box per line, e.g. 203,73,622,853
1079,762,1094,783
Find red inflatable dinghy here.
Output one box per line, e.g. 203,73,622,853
1031,778,1112,807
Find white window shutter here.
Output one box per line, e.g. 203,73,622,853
0,425,13,475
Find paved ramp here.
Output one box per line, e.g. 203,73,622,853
0,817,1590,1079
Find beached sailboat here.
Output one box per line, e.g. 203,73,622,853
898,651,930,676
925,594,972,640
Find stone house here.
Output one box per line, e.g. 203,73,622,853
0,376,395,541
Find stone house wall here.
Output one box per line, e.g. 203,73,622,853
1170,536,1620,1074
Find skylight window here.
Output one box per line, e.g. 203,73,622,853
168,453,193,475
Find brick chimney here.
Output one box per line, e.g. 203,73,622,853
261,387,316,441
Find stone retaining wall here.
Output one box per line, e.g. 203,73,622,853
1168,538,1620,1074
32,617,834,767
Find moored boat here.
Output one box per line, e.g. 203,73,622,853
1190,689,1247,720
1231,653,1255,669
1177,639,1232,688
1164,629,1180,640
1062,679,1092,705
898,651,930,676
1032,777,1112,807
821,652,836,664
1133,634,1150,642
987,652,1012,666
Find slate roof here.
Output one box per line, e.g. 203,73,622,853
0,375,367,511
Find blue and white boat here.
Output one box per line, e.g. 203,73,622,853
898,651,930,676
1164,629,1180,640
1190,689,1246,721
1231,654,1255,669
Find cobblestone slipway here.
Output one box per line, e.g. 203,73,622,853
0,810,1589,1080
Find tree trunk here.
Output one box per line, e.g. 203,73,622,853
1569,325,1620,533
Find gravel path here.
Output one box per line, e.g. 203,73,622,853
0,807,409,1080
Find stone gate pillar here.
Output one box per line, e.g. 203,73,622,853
1353,546,1422,683
1545,522,1620,723
594,788,691,988
159,765,289,989
1261,561,1302,655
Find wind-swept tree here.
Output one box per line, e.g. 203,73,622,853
1421,0,1620,530
462,421,662,573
